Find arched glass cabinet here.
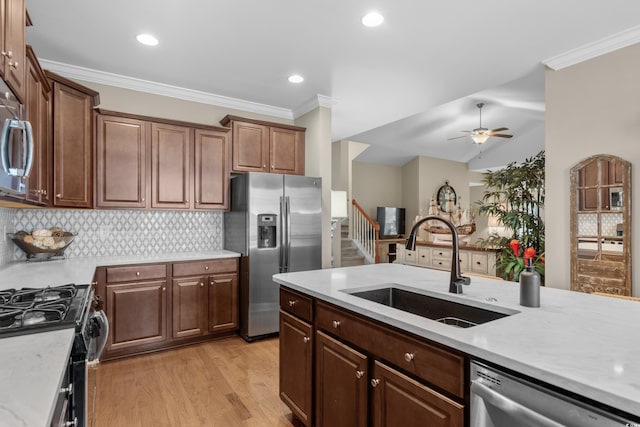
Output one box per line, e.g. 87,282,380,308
570,155,631,295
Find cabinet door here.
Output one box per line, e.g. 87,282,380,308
1,0,26,103
231,121,268,172
270,127,304,175
96,115,148,208
25,51,44,204
105,280,168,353
208,273,238,333
279,310,313,426
315,331,367,427
151,122,191,209
371,361,464,427
416,247,431,267
470,252,489,275
172,276,207,339
51,81,93,208
194,128,229,210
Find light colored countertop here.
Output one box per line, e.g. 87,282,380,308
273,263,640,417
0,250,240,427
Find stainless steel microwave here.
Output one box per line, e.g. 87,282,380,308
0,78,33,198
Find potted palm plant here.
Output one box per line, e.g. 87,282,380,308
476,151,545,282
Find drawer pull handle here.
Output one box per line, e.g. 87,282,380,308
404,352,415,362
332,320,341,328
476,261,482,265
303,336,310,344
288,300,297,307
355,370,365,379
370,378,380,387
136,272,140,276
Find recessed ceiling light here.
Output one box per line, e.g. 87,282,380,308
288,74,304,84
362,11,384,27
136,33,159,46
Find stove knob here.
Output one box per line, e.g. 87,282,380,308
61,383,73,396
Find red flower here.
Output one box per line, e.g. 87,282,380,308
509,239,520,257
524,247,536,260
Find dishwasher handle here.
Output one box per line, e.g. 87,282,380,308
471,380,565,427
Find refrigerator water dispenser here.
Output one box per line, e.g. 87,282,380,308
257,214,277,248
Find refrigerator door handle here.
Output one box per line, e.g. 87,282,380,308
279,196,286,273
284,196,291,272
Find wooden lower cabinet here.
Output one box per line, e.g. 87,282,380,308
279,310,313,426
280,286,469,427
315,331,367,427
105,280,168,353
371,361,464,427
97,258,239,360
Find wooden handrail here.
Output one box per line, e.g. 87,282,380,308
351,199,380,263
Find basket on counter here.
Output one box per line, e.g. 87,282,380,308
8,230,76,260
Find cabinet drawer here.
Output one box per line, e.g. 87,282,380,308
316,302,465,398
280,287,313,323
173,258,238,277
416,247,430,266
431,258,452,270
458,252,469,272
404,250,416,264
470,253,489,274
431,248,452,259
106,264,167,283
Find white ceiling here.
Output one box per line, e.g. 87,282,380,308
24,0,640,169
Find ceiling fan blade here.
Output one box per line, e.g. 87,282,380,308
489,127,509,133
447,135,471,140
491,134,513,139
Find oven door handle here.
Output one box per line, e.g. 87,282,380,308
471,381,565,427
87,310,109,362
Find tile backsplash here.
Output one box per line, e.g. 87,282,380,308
7,209,224,261
0,208,16,266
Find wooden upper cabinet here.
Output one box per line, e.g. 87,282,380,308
1,0,26,103
220,115,305,176
194,128,230,210
25,45,51,205
47,71,99,208
151,122,192,209
96,114,148,208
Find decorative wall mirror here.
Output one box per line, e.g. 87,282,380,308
570,155,631,295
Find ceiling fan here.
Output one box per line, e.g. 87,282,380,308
448,102,513,144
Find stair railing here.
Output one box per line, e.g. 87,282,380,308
351,199,380,263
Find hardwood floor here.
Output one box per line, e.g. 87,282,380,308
92,336,295,427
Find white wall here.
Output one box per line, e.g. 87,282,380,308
546,42,640,294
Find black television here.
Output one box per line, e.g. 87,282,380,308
377,207,406,238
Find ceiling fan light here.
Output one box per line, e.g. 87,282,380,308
471,133,489,144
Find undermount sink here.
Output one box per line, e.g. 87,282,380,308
347,286,514,328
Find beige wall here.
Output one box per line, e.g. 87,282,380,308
546,42,640,294
352,162,403,219
401,157,420,228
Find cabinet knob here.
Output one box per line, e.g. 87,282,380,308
332,320,341,329
303,336,310,344
141,197,145,202
355,370,365,379
162,287,166,292
136,272,140,276
205,266,209,270
370,378,380,387
288,300,297,307
404,352,415,362
200,282,204,287
1,50,12,58
9,60,18,69
56,194,62,198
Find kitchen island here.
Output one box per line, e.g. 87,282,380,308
0,250,239,427
273,263,640,422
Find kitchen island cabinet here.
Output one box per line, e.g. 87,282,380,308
274,263,640,423
220,115,305,176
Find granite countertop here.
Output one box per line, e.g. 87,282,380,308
0,250,240,427
273,263,640,417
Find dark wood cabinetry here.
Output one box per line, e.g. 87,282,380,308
24,45,51,205
96,257,239,361
95,110,230,210
47,71,99,208
280,286,468,427
577,158,625,211
1,0,26,103
279,309,313,426
220,115,305,176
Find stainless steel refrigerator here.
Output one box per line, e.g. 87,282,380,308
224,172,322,341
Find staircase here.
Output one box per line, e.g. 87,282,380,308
340,223,366,267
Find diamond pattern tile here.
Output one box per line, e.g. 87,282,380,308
9,209,224,261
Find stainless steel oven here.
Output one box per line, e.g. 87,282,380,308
471,361,637,427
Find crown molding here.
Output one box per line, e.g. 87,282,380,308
292,94,334,118
37,59,295,120
542,25,640,71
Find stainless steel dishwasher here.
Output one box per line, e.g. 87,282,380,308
471,361,637,427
